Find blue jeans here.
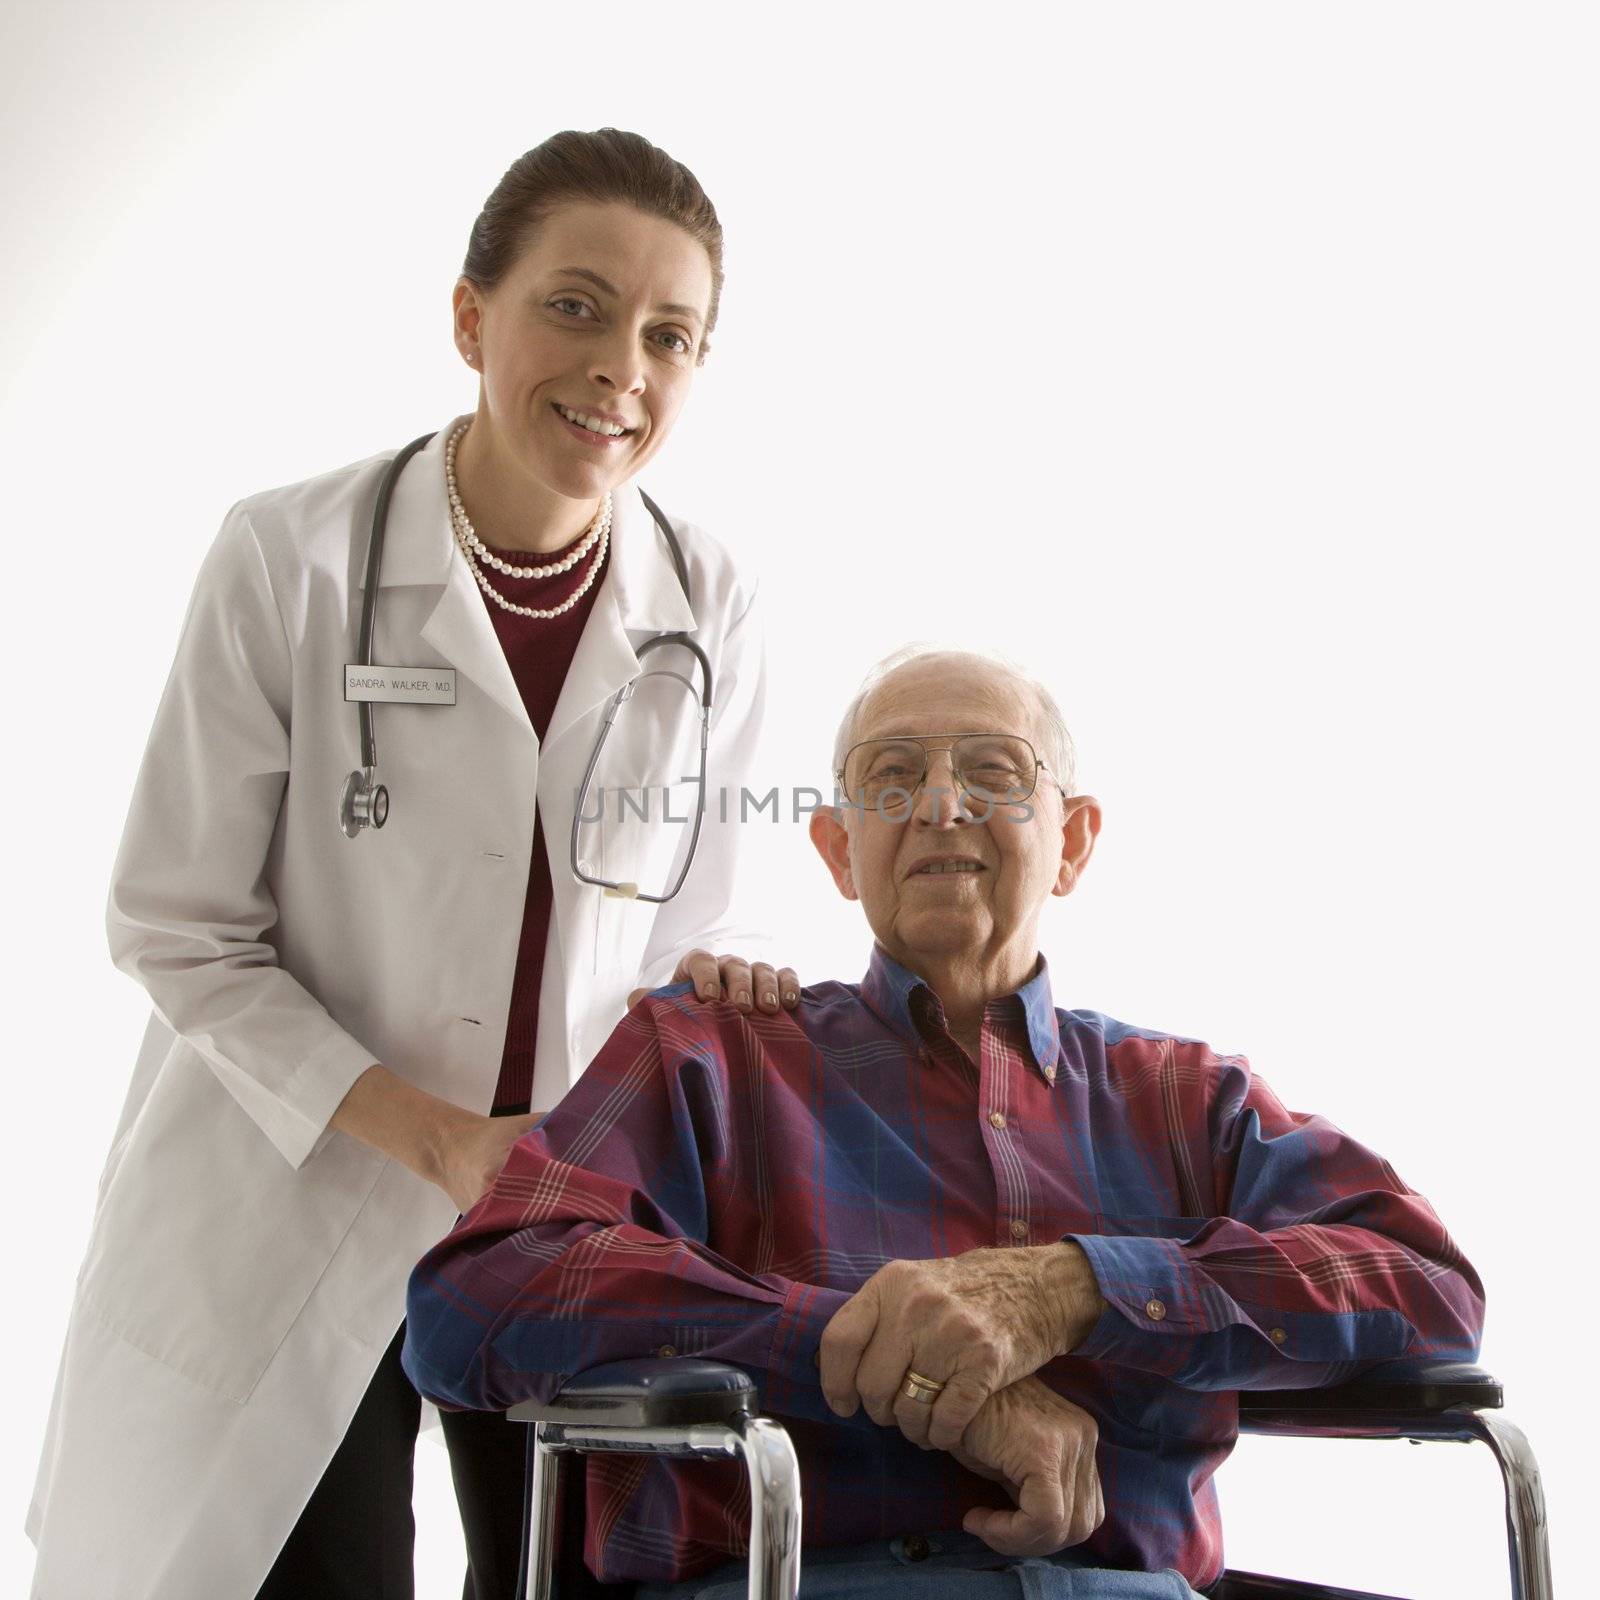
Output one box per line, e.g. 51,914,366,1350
634,1532,1204,1600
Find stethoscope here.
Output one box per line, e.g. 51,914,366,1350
340,432,713,905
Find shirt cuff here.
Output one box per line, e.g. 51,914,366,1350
764,1278,851,1416
1067,1230,1213,1368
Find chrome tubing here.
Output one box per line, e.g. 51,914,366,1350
521,1415,801,1600
1239,1406,1552,1600
523,1423,564,1600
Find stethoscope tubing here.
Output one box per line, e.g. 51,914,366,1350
356,432,437,773
570,631,713,904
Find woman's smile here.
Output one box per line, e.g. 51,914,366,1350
551,401,636,448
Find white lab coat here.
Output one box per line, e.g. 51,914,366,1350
26,422,771,1599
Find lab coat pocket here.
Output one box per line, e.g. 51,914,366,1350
77,1038,386,1404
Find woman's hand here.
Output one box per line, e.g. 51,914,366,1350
329,1065,543,1215
431,1108,542,1215
629,950,801,1015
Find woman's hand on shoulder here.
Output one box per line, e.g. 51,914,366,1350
628,950,800,1015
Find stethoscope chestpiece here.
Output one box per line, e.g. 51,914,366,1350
339,768,389,838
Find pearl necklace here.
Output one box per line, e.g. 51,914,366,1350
443,421,611,619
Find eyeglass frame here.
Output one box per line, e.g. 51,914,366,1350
833,731,1066,817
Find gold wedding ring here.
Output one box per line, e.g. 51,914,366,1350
900,1368,948,1406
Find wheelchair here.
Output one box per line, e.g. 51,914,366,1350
509,1357,1550,1600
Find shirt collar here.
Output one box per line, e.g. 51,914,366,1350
860,944,1063,1082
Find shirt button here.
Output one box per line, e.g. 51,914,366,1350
903,1535,931,1562
1269,1327,1287,1346
1009,1218,1028,1239
988,1110,1007,1130
1144,1298,1167,1322
656,1344,678,1359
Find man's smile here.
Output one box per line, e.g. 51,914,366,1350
905,854,987,880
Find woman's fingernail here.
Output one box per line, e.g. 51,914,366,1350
783,990,798,1005
737,990,752,1007
700,984,716,999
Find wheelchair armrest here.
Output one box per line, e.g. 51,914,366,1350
510,1362,802,1600
507,1358,759,1429
1231,1364,1553,1600
1239,1360,1501,1421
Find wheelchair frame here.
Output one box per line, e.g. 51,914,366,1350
509,1358,1550,1600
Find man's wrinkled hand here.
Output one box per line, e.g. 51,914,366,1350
819,1245,1104,1451
628,950,801,1015
950,1377,1104,1556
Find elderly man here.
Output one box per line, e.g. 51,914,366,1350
404,648,1483,1600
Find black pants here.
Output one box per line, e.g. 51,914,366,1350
254,1321,530,1600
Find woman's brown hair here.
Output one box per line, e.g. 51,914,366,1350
463,129,724,358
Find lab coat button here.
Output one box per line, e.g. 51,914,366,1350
1144,1298,1167,1321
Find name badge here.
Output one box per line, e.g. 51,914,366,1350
344,665,458,705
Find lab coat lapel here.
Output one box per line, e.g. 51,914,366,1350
541,482,696,754
373,441,697,746
376,420,531,735
420,559,532,733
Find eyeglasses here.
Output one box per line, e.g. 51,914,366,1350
836,733,1054,813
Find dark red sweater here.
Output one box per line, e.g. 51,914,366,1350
476,523,608,1110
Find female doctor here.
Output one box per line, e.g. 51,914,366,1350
28,129,795,1600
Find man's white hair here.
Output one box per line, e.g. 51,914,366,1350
831,643,1079,797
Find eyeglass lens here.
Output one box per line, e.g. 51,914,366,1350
844,735,1038,808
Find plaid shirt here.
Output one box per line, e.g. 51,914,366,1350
404,947,1483,1589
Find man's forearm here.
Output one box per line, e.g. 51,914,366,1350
1065,1218,1483,1389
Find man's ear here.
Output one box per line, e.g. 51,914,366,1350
809,807,859,902
1053,795,1102,897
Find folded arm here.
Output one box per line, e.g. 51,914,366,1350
1068,1051,1485,1389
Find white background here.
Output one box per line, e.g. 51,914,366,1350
3,3,1594,1596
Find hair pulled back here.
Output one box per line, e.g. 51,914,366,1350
463,129,724,351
